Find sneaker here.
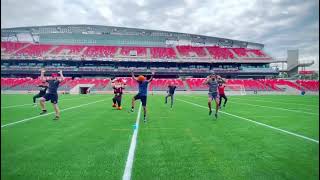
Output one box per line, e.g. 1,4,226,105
112,104,116,107
215,113,218,119
117,106,122,110
40,110,47,115
209,110,212,116
219,106,222,110
130,109,134,112
143,117,147,123
223,104,226,107
53,116,60,120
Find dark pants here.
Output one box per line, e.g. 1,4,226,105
219,94,228,107
33,93,43,103
165,93,174,107
113,95,122,106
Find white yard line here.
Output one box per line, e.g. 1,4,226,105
1,96,92,109
230,97,319,108
1,99,106,128
229,101,318,115
189,96,318,115
122,103,142,180
177,99,319,144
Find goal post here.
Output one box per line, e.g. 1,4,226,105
224,84,246,95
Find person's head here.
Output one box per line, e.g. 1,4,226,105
170,82,175,86
218,83,223,86
137,75,145,82
51,73,59,80
209,74,216,81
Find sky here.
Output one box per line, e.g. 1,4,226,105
1,0,319,70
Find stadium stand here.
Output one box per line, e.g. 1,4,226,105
1,77,318,92
296,80,319,91
1,42,272,61
150,47,176,58
176,46,207,57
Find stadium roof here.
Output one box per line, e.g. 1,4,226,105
1,25,264,48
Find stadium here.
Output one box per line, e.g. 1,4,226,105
1,24,319,180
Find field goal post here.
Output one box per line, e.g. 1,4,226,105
225,84,246,95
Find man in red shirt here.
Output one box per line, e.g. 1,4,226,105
218,83,228,109
112,79,126,110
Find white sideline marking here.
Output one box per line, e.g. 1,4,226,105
229,101,318,115
230,98,319,107
1,96,92,109
177,99,319,144
122,103,142,180
189,96,318,115
1,99,106,128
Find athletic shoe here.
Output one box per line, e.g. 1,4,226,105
40,110,47,115
219,106,222,110
53,116,60,120
143,118,147,123
130,109,134,112
223,104,226,107
112,104,116,107
209,110,212,116
117,106,122,110
215,113,218,119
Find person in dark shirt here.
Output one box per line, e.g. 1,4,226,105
165,82,177,109
203,74,225,119
111,78,126,110
39,69,65,120
33,81,48,105
131,70,155,123
218,83,228,109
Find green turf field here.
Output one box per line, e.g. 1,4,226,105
1,94,319,180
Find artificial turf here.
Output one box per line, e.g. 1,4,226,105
1,94,319,180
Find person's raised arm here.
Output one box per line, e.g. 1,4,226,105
40,68,46,82
131,69,138,81
147,71,155,83
202,75,210,85
58,70,65,82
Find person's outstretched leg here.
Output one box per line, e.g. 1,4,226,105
112,96,117,107
223,95,228,107
39,97,47,114
131,97,136,112
53,103,60,120
208,97,212,115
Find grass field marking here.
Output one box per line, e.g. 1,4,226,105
229,101,318,115
188,96,318,115
177,98,319,144
230,97,319,108
122,103,142,180
1,95,93,109
1,99,106,128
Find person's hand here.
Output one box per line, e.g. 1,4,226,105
59,70,63,74
151,71,155,75
40,68,45,73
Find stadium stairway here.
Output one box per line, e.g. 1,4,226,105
10,43,31,55
146,48,151,59
44,46,59,56
173,46,181,58
79,47,88,56
182,79,191,91
203,47,213,59
115,47,122,57
229,49,240,59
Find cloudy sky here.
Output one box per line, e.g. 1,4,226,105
1,0,319,70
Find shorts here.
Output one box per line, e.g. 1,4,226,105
208,92,218,100
43,93,58,104
134,94,147,106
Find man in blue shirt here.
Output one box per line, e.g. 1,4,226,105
39,69,65,120
131,70,155,122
